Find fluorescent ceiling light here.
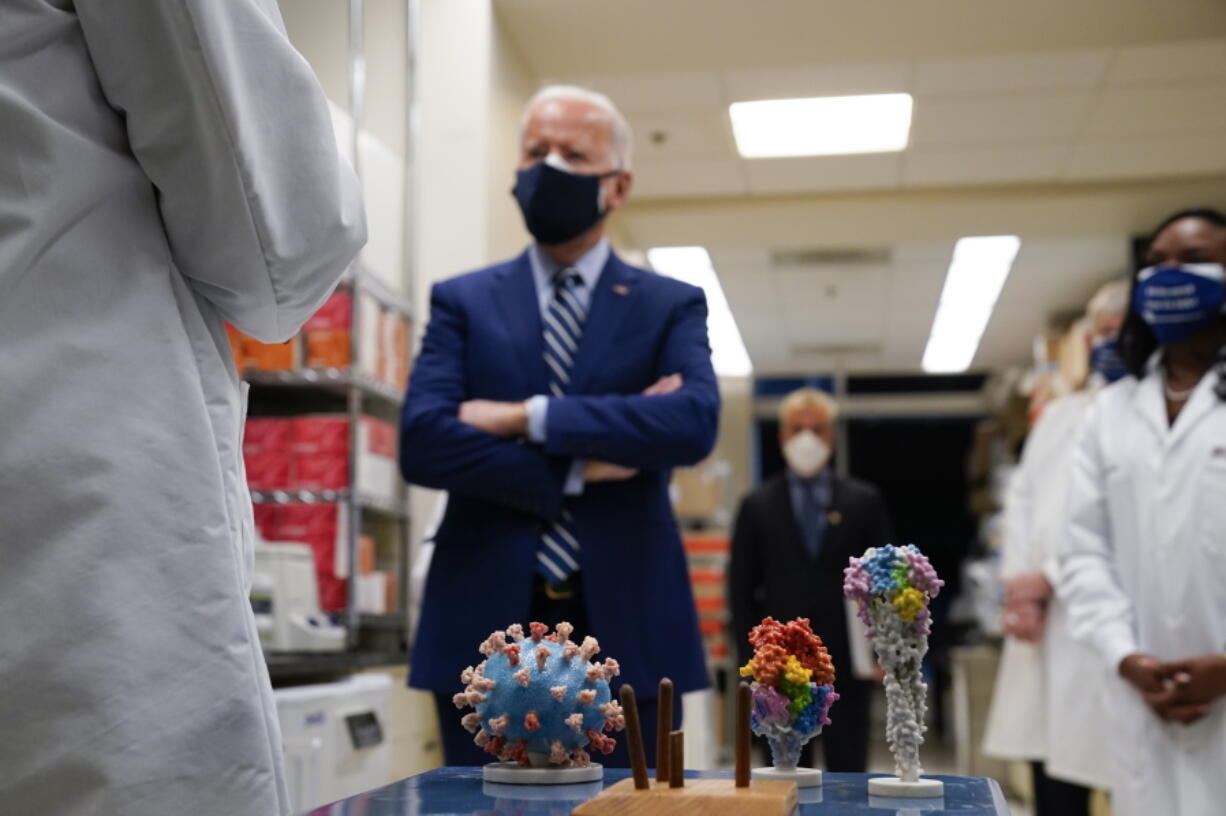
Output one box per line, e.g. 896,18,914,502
729,93,913,158
647,247,753,378
922,236,1022,374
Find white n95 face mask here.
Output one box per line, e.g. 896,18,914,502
783,430,830,477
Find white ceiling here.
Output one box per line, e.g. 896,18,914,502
494,1,1226,375
553,40,1226,198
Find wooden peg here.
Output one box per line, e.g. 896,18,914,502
656,677,673,783
620,685,649,790
736,682,751,788
669,730,684,788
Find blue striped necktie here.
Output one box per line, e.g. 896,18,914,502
538,267,585,582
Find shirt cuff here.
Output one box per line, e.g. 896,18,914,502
564,459,586,496
525,395,549,444
1098,626,1141,676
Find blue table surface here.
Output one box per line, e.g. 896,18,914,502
301,767,1011,815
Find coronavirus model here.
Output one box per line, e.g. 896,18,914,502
843,544,945,798
454,622,625,783
739,617,838,787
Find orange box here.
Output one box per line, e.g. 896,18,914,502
304,329,351,369
391,316,409,389
384,573,398,611
246,338,297,371
357,535,376,575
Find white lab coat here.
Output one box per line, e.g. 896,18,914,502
0,3,364,815
1061,363,1226,816
982,393,1112,790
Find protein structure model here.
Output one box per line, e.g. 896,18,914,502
454,622,625,768
739,617,839,772
843,544,944,785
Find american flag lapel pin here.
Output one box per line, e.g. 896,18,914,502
613,284,630,296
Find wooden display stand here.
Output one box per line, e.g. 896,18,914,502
572,681,798,816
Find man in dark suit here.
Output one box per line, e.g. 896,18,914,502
729,388,892,772
400,85,719,767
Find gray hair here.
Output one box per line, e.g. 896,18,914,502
520,84,633,171
778,387,840,427
1087,278,1130,319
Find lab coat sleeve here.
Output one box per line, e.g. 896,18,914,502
1058,402,1140,672
400,283,570,519
75,0,367,343
543,290,721,468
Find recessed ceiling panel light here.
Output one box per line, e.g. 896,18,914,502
921,236,1022,374
729,93,913,158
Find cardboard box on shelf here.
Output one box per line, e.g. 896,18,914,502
290,416,349,456
295,452,349,491
245,337,299,371
245,451,293,491
672,463,727,520
356,416,399,504
302,291,353,370
357,535,376,576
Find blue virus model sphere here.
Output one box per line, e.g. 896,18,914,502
454,621,625,767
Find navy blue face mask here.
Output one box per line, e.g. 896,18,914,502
512,159,619,245
1088,338,1127,384
1133,262,1226,345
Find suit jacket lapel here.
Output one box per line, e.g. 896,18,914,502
569,253,639,394
493,251,549,395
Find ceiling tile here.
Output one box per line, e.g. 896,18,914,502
1081,82,1226,137
903,144,1066,185
559,72,724,112
627,110,736,160
914,49,1112,95
910,91,1092,146
722,61,911,102
631,158,747,198
1062,136,1226,180
743,154,902,194
1108,38,1226,85
774,265,887,346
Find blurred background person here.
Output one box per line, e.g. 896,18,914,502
399,85,719,768
728,387,893,772
982,279,1128,815
0,2,365,814
1061,208,1226,816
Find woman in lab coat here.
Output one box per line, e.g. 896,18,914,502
983,282,1128,815
1061,208,1226,816
0,3,364,815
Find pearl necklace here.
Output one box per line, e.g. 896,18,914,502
1163,375,1197,402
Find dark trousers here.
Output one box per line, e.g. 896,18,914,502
1030,762,1091,816
796,677,870,772
434,574,682,768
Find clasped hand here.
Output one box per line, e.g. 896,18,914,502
456,374,684,483
1119,653,1226,725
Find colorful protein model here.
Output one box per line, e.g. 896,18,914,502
739,617,838,786
455,622,624,773
844,544,945,797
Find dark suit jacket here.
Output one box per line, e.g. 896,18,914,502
728,471,894,678
401,249,719,696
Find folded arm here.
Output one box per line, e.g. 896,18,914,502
77,0,366,342
399,284,568,519
542,292,720,469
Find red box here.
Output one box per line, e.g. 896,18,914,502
295,452,349,491
360,416,396,459
244,451,292,490
252,504,280,540
317,575,347,612
291,416,350,455
244,418,292,458
302,291,353,332
274,504,340,576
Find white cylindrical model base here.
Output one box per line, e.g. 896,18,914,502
482,762,604,785
867,775,944,798
751,766,823,788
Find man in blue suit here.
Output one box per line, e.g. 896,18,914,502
400,85,719,767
